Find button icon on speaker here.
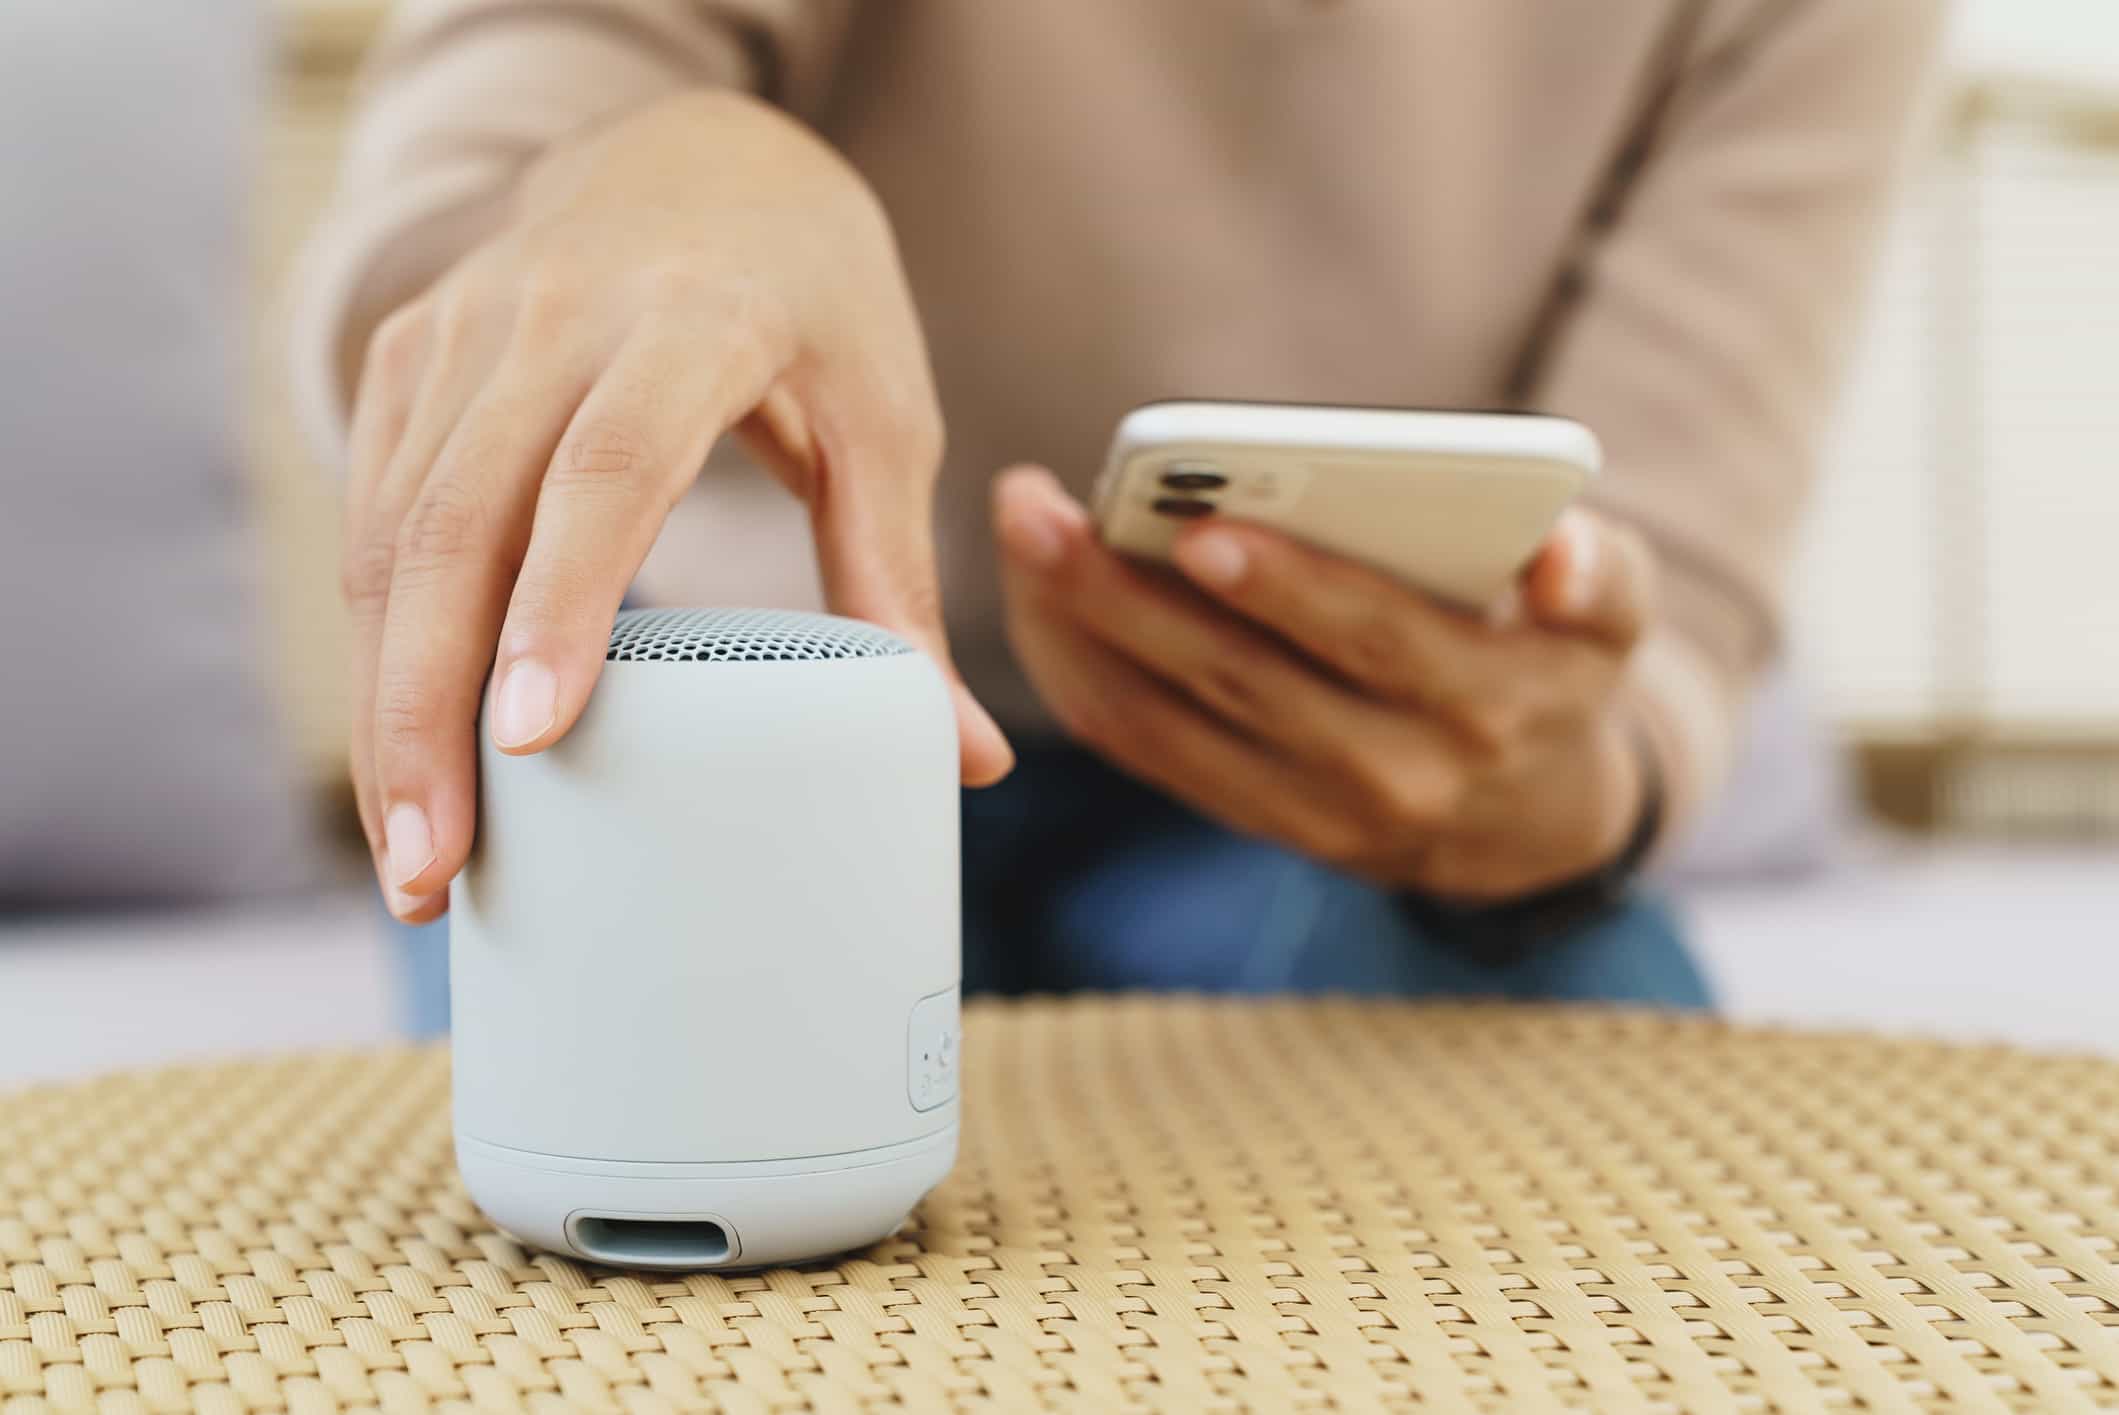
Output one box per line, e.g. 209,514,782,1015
907,988,960,1113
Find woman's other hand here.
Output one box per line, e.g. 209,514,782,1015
994,466,1652,901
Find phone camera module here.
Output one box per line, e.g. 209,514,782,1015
1159,464,1228,492
1151,496,1218,519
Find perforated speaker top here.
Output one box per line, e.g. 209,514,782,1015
604,608,914,664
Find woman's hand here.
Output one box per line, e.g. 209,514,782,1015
343,90,1010,922
993,466,1655,901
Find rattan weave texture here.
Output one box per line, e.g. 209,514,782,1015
4,998,2118,1413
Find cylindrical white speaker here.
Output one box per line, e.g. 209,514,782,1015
452,608,961,1270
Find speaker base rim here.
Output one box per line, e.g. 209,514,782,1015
457,1126,959,1270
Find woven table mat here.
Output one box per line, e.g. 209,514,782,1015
5,999,2119,1413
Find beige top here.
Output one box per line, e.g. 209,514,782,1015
294,0,1943,830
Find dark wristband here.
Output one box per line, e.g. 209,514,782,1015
1397,735,1665,963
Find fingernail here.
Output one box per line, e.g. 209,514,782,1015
1174,531,1247,589
492,659,558,749
386,883,424,920
384,801,436,889
1563,514,1599,614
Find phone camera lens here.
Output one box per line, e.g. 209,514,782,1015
1151,496,1217,519
1159,464,1228,492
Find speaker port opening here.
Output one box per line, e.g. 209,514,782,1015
568,1215,735,1268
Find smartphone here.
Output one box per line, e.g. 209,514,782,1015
1091,400,1599,608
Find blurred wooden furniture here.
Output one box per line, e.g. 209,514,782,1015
250,1,386,783
5,997,2117,1411
1807,71,2119,838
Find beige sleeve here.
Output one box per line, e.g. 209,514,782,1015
288,0,851,459
1525,0,1946,835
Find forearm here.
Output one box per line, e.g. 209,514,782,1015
1531,0,1946,844
1618,591,1749,847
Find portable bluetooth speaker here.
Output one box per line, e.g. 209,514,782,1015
451,608,961,1270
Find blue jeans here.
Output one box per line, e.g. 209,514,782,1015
391,742,1707,1036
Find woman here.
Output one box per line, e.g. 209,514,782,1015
296,0,1941,1024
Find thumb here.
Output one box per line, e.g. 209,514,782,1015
1524,508,1654,648
802,401,1014,788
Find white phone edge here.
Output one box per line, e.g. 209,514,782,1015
1105,401,1602,483
1091,401,1601,607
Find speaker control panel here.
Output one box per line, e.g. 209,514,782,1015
906,988,960,1112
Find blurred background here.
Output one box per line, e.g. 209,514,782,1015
2,0,2112,1080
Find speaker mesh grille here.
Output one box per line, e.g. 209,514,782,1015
605,608,914,664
